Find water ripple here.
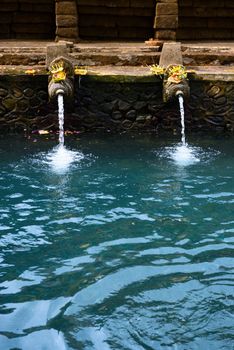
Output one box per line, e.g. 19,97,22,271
0,135,233,349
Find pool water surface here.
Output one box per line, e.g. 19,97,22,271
0,134,233,350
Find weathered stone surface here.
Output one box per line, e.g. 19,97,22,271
156,3,178,15
112,111,122,120
155,15,178,29
178,0,234,40
0,88,8,97
155,29,176,40
76,0,155,40
56,1,77,15
56,15,77,27
46,44,68,67
2,97,16,111
118,100,131,111
24,88,34,98
159,42,183,67
56,27,78,39
0,0,55,39
160,0,177,3
126,110,137,120
0,75,234,133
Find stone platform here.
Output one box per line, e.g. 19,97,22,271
1,40,234,67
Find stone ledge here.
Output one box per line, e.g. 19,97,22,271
1,65,234,82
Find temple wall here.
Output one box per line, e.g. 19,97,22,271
0,0,55,39
0,0,233,41
77,0,155,40
177,0,234,40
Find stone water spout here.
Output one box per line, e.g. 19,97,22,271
48,56,74,102
163,64,190,103
159,42,190,103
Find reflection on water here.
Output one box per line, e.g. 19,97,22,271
0,134,233,350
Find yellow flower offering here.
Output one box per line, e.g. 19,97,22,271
74,67,88,75
167,65,187,84
150,65,165,76
25,69,36,75
50,62,67,82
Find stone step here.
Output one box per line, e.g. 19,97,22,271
70,52,160,66
0,47,47,54
72,45,160,54
183,52,234,66
1,42,234,67
0,53,46,66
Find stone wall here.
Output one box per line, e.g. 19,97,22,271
0,0,55,39
0,75,234,133
154,0,178,41
1,0,233,42
76,0,155,40
56,0,79,41
178,0,234,40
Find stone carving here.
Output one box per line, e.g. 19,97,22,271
48,57,74,102
163,65,190,103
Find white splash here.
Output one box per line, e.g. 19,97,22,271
58,94,64,145
171,144,200,166
47,145,84,174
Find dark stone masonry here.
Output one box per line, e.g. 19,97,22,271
0,75,233,133
1,1,234,42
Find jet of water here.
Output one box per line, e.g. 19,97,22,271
178,94,186,145
58,93,64,145
168,93,200,166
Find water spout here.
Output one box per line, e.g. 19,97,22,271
48,57,74,102
162,65,190,103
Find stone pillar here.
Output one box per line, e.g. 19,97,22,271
55,0,79,42
154,0,178,41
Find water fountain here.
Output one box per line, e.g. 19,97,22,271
176,90,186,146
47,57,82,173
48,56,74,142
157,43,198,165
48,57,74,101
168,80,199,166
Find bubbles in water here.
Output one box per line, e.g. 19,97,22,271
46,145,84,174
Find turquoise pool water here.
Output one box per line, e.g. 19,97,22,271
0,134,233,350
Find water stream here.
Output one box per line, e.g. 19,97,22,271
178,94,186,145
168,95,199,166
58,93,64,145
50,93,82,174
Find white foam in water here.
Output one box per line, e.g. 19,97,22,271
47,145,84,174
171,144,200,166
